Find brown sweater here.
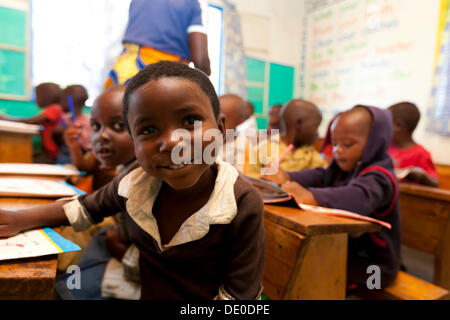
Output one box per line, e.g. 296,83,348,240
76,165,266,300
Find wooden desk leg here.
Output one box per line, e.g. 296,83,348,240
434,219,450,291
284,233,348,300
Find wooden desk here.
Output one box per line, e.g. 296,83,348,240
0,121,40,163
399,183,450,291
0,197,58,300
436,163,450,190
263,204,380,300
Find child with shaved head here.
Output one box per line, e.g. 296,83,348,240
0,82,64,163
264,105,401,291
246,98,327,178
388,102,438,187
219,94,258,173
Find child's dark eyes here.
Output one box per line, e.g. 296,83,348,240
343,142,354,148
332,141,354,148
184,116,203,126
112,122,125,131
91,122,100,132
138,126,157,136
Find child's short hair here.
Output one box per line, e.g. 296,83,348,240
123,61,220,129
36,82,62,105
388,102,420,133
65,85,89,106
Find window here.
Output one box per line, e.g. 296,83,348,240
31,1,224,105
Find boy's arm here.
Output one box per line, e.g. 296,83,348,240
187,0,210,75
0,202,70,238
0,173,127,238
0,114,48,125
288,167,327,188
308,171,395,216
188,32,211,75
218,185,265,300
405,168,439,187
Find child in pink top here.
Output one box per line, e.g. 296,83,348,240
54,85,92,164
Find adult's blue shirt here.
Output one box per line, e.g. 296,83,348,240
123,0,207,61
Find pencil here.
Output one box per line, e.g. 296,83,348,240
275,144,294,165
67,95,76,124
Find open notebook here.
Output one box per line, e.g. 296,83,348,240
0,177,81,198
0,163,80,177
0,227,80,261
242,175,391,229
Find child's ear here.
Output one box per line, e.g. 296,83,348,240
217,114,226,138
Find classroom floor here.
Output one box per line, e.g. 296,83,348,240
346,245,434,300
401,245,434,282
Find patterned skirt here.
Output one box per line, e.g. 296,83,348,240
103,43,187,88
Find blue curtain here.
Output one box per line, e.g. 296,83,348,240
220,0,247,99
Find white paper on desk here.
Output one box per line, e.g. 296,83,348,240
0,228,81,261
0,163,80,177
0,120,40,134
0,177,77,198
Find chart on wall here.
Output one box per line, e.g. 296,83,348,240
300,0,442,127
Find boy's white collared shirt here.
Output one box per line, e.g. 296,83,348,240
64,158,240,251
117,157,239,252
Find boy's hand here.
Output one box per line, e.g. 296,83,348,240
64,123,82,149
0,209,24,238
260,167,290,185
404,167,439,187
105,225,129,262
281,181,318,206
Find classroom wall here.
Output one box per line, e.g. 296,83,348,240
212,0,302,129
296,0,449,165
225,0,449,164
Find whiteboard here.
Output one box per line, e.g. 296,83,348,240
300,0,441,134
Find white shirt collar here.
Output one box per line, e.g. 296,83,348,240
117,158,239,251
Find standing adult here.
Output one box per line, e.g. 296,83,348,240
104,0,211,88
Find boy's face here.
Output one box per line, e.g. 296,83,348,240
127,77,224,190
91,90,135,168
331,112,371,172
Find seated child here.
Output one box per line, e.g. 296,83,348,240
54,85,91,164
0,82,64,163
219,94,258,173
318,113,341,164
263,105,401,289
267,104,282,134
56,85,136,277
0,61,265,300
387,102,438,187
245,99,328,179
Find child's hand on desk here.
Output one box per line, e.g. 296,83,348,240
281,181,318,206
260,167,290,186
0,209,23,238
105,225,129,261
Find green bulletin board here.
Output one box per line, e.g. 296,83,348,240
0,4,29,100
